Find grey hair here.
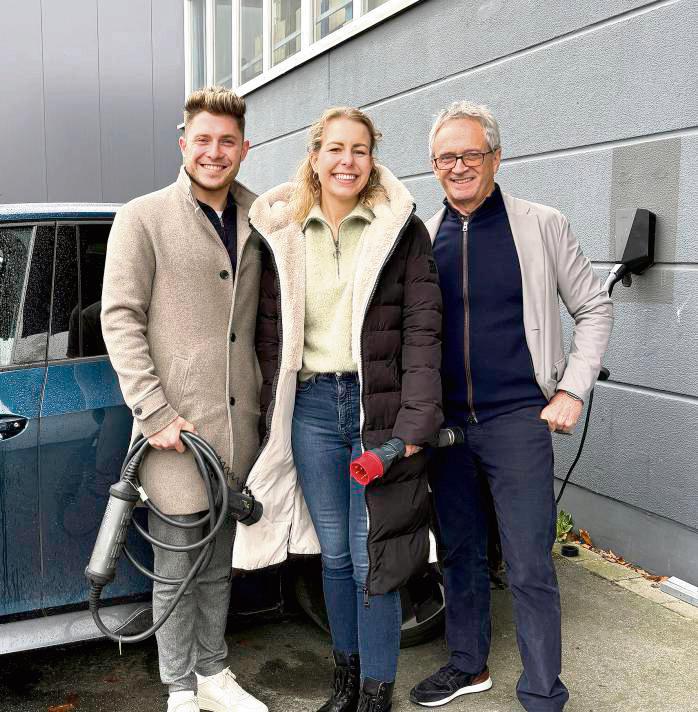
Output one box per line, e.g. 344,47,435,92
428,101,501,156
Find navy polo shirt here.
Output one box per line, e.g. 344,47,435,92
198,192,238,276
432,184,546,423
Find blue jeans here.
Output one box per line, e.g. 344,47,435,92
430,406,568,711
292,373,402,682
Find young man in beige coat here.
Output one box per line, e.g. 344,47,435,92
101,87,267,712
410,102,613,711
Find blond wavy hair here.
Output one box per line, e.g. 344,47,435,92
290,107,386,223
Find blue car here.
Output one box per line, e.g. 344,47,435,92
0,204,444,655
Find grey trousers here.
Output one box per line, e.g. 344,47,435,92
149,509,235,693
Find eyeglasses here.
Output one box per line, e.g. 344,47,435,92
432,150,495,170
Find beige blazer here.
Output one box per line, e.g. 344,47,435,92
425,192,613,402
102,167,262,514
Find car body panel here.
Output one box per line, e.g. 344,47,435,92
39,359,151,609
0,367,45,617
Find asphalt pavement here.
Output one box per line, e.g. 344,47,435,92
2,552,697,712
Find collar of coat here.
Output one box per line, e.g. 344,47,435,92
175,165,257,255
249,164,416,371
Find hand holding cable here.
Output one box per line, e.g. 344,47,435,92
85,431,262,644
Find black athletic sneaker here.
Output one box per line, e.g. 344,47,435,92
409,664,492,707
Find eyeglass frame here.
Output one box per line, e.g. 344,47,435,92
431,149,498,170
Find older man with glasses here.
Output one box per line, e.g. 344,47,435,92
409,102,613,711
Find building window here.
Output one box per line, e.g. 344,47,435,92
272,0,302,65
185,0,422,94
363,0,388,10
314,0,353,41
240,0,263,84
215,0,233,87
188,0,207,91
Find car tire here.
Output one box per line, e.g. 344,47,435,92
293,557,445,649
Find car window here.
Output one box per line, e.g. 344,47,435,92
0,225,54,367
49,225,79,360
49,223,110,360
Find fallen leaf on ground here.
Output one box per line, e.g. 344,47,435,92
579,529,593,547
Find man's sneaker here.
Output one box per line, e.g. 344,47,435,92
196,668,268,712
409,664,492,707
168,691,200,712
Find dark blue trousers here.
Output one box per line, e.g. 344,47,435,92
430,406,569,712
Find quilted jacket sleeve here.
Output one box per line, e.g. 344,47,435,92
254,241,280,437
391,216,444,445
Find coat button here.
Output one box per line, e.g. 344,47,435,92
220,270,230,279
134,407,142,416
229,397,235,406
230,332,236,342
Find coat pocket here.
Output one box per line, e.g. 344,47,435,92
165,355,192,411
552,356,566,382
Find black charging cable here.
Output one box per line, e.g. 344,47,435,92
555,366,610,505
85,431,261,645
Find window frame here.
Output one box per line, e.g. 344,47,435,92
184,0,423,96
0,222,53,372
45,220,113,367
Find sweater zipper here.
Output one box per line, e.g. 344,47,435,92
358,206,416,598
461,215,478,424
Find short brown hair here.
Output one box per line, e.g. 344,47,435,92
183,86,246,134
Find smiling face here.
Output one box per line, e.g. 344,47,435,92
310,117,373,212
431,117,501,215
179,111,249,203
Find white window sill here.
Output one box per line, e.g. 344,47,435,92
236,0,422,96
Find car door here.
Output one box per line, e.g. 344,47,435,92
0,223,53,617
38,221,151,609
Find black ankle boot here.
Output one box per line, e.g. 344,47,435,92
357,677,394,712
318,651,361,712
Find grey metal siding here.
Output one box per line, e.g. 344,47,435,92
239,0,698,582
0,0,47,203
0,0,184,204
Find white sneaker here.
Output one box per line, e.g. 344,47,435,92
196,668,268,712
168,690,200,712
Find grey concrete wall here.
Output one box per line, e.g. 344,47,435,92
239,0,698,582
0,0,185,204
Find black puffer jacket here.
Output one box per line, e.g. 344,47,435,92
240,165,442,595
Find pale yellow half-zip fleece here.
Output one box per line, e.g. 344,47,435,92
300,202,374,380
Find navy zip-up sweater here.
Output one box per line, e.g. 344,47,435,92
432,184,546,423
199,192,238,276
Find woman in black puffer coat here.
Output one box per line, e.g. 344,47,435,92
247,106,442,712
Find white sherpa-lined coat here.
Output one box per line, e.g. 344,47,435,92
232,166,442,583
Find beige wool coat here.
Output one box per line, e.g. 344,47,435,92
101,167,262,514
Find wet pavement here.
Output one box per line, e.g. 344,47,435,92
2,555,698,711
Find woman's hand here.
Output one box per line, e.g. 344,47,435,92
404,444,422,457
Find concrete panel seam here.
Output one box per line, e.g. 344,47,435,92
554,481,698,538
362,0,679,112
591,262,698,270
248,125,309,152
597,380,698,405
399,126,698,181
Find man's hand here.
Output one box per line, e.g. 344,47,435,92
404,444,422,457
540,392,583,434
148,416,197,453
